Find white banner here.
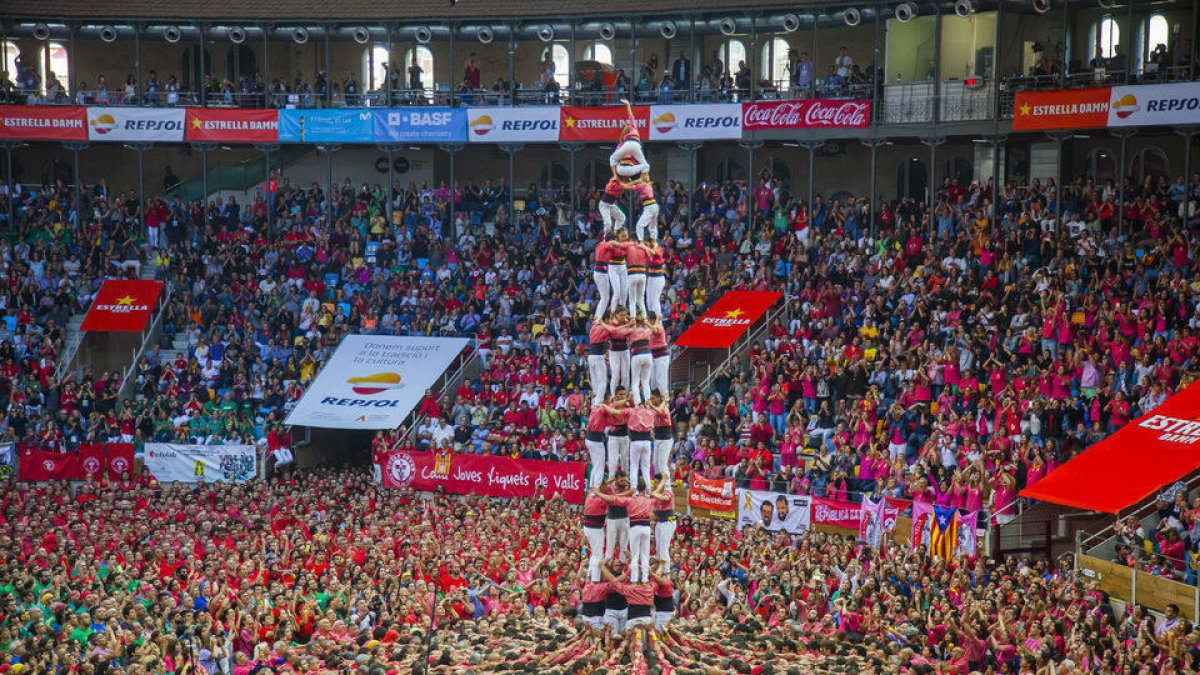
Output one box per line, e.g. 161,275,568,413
284,335,469,429
467,107,559,142
145,443,257,483
736,489,811,534
86,107,185,141
1108,82,1200,127
648,104,742,141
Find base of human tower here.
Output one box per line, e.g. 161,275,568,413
444,621,872,675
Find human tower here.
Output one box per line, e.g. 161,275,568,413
577,100,680,647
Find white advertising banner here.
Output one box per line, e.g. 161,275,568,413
86,107,186,141
1108,82,1200,127
284,335,470,429
736,489,812,534
648,104,742,141
466,107,559,142
145,443,257,483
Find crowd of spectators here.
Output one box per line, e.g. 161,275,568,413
0,469,1198,673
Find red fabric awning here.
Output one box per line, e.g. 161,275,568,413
675,290,781,349
80,280,164,332
1021,381,1200,514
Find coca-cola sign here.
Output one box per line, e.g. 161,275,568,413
741,100,872,130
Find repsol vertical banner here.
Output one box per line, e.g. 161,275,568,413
381,450,587,503
284,336,470,429
86,107,185,141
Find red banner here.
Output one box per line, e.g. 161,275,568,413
107,443,135,479
741,99,871,131
811,496,909,530
1022,381,1200,513
185,108,279,142
19,447,80,481
688,476,736,512
0,105,88,141
675,290,782,349
78,444,106,479
381,450,587,503
80,280,164,332
1012,87,1111,131
559,106,650,142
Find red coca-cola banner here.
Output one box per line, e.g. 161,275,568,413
688,476,736,512
0,105,88,141
185,108,279,142
811,496,909,530
381,450,587,504
741,99,872,131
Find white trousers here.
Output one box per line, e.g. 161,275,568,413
655,520,676,571
627,273,647,318
629,524,653,583
609,349,630,396
587,354,608,405
592,271,611,320
629,438,652,493
584,525,605,581
607,264,627,314
607,434,629,476
605,517,629,561
652,437,673,479
631,353,653,404
652,354,670,397
635,203,659,241
599,201,626,234
646,274,665,319
585,438,607,488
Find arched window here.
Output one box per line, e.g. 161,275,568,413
897,157,928,201
0,41,18,82
550,44,571,88
1084,148,1117,182
760,37,790,88
39,42,69,97
363,45,389,91
584,42,612,65
722,39,746,78
1087,15,1121,65
1137,14,1170,74
1130,146,1168,184
402,45,434,90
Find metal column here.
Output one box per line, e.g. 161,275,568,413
65,141,88,219
196,143,210,227
443,144,464,237
1180,127,1199,225
262,26,270,106
318,145,340,224
922,137,945,216
377,144,399,222
135,23,142,105
862,139,888,236
323,25,332,106
508,23,516,104
1114,129,1134,234
679,141,702,200
1,142,19,229
799,141,823,213
561,142,582,220
1048,132,1069,227
740,140,763,222
992,137,1003,222
254,143,278,232
126,142,152,234
500,143,523,223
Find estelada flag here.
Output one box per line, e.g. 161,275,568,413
929,506,959,561
80,280,164,332
675,290,782,349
